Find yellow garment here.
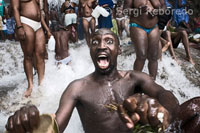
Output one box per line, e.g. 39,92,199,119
111,19,118,35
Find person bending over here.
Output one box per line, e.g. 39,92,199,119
54,24,78,66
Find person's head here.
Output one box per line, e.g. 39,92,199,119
90,28,121,74
117,0,123,6
67,24,78,43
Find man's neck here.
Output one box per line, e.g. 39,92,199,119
93,68,122,83
20,0,32,3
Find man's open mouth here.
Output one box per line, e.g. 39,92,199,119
97,54,110,69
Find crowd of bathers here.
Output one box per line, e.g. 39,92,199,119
0,0,200,76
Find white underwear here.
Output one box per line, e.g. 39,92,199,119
116,17,125,21
82,16,93,22
64,13,77,27
20,16,41,31
56,56,72,65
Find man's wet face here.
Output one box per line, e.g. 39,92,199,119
90,29,119,74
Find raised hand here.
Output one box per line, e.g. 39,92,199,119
6,105,40,133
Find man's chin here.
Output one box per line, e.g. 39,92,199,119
96,66,114,74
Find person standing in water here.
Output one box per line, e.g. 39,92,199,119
11,0,51,97
124,0,166,80
79,0,96,46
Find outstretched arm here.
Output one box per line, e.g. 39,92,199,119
136,72,180,121
118,72,179,129
6,80,81,133
56,80,81,132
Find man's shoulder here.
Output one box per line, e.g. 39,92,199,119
125,70,149,80
69,73,93,87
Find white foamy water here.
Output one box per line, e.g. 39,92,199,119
0,40,200,132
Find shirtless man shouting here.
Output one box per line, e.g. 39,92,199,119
6,29,180,133
11,0,51,97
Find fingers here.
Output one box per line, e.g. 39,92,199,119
6,116,15,133
123,97,137,112
147,99,170,128
130,112,140,124
6,105,40,133
157,107,170,128
135,98,149,124
13,110,26,133
118,105,134,129
29,105,40,129
20,106,32,132
147,99,160,127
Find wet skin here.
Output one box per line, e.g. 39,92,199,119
124,0,166,79
54,25,78,61
79,0,96,46
6,29,179,133
11,0,51,97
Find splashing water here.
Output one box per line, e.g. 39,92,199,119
0,39,200,132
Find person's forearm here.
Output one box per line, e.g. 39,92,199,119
12,5,22,27
41,15,50,33
157,90,180,121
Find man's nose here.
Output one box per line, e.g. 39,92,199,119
98,40,107,49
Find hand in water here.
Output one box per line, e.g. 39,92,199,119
118,93,170,130
6,105,40,133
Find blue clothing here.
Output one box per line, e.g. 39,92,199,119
129,23,157,34
173,0,189,26
164,0,172,8
98,7,113,29
98,0,113,8
78,17,84,40
98,0,113,29
0,0,5,16
6,17,15,34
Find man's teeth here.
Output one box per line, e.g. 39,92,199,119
98,55,107,58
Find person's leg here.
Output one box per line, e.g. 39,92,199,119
160,37,170,52
35,28,46,86
116,19,122,38
125,19,130,37
82,18,90,46
179,30,195,64
121,19,126,38
158,40,162,60
147,26,160,80
130,27,148,72
163,31,178,61
20,24,35,97
90,17,96,34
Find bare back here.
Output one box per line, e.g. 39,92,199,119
54,30,70,60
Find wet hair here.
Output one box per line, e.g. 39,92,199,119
92,28,120,46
